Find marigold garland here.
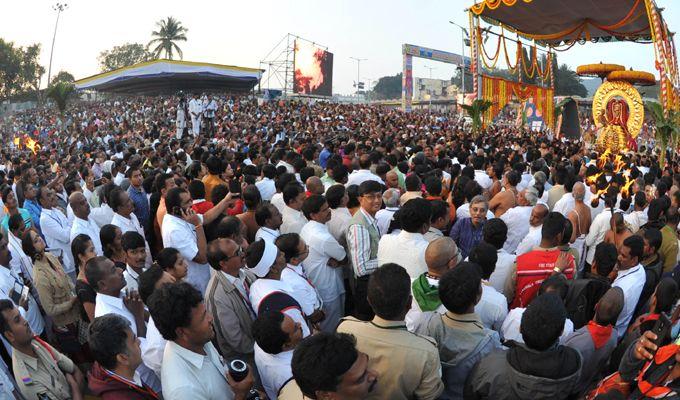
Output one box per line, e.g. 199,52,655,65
607,70,657,86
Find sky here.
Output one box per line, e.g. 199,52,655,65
2,0,678,95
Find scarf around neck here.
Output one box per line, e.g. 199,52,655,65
412,274,441,312
587,320,614,349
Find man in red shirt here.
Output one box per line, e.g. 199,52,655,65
507,212,575,308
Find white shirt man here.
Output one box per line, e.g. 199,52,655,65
162,213,211,294
280,263,322,318
553,192,575,216
501,307,574,344
328,207,352,246
40,207,75,276
95,292,140,335
489,248,516,298
111,212,152,267
254,227,280,243
500,205,532,254
0,265,44,336
345,169,384,188
8,231,33,280
280,206,307,235
474,170,492,191
254,343,294,399
142,317,166,378
70,215,103,256
90,203,114,228
270,193,286,214
585,207,620,265
612,263,645,339
375,206,399,236
377,230,429,279
162,340,236,400
123,266,147,293
624,209,648,233
299,220,346,332
475,283,508,332
515,225,542,256
255,178,276,201
188,97,203,135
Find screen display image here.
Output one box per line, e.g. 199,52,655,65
294,40,333,96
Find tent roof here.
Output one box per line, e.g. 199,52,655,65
470,0,654,45
74,59,263,94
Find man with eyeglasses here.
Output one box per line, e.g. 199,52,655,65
346,181,384,321
205,238,259,370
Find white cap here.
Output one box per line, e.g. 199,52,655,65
248,239,278,278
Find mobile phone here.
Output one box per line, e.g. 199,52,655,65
172,206,182,216
10,281,23,304
651,313,672,347
93,178,103,187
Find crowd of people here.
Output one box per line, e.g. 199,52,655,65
0,92,677,400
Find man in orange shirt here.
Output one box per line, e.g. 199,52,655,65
202,155,226,202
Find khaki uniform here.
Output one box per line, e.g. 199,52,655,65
13,338,75,400
336,316,444,400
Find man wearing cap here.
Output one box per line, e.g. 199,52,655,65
245,239,311,338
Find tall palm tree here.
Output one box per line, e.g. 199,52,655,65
46,82,75,115
148,17,188,60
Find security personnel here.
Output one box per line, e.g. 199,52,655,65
0,300,83,400
336,263,443,400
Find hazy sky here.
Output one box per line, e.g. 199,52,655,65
3,0,678,94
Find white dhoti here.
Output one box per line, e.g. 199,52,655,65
319,294,344,333
191,116,201,135
571,235,587,277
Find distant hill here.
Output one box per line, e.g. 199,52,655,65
581,77,660,99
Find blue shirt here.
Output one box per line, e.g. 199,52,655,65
319,148,331,169
24,199,42,233
449,217,485,260
1,209,32,233
127,185,150,230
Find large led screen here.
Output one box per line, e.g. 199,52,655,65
294,40,333,96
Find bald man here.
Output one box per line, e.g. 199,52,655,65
69,192,104,256
385,170,400,190
305,176,324,196
567,182,592,274
563,287,624,393
514,203,549,256
405,237,462,331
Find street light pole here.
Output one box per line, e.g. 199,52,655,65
449,21,468,95
350,57,367,98
47,2,68,88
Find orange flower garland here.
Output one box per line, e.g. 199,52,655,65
607,70,657,86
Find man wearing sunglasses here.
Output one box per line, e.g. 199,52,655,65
205,238,259,371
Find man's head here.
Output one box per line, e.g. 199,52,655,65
128,167,143,189
283,183,306,210
69,191,90,220
381,188,400,209
385,171,399,189
276,233,309,266
255,203,283,230
38,186,57,209
439,262,482,314
594,287,624,326
0,299,33,347
148,282,213,346
245,239,286,280
109,187,134,218
326,185,348,210
482,218,507,250
306,176,325,196
252,312,304,355
650,278,679,315
469,242,498,281
469,195,488,226
592,242,618,278
425,237,461,275
166,187,192,217
400,198,432,234
618,235,644,270
573,182,586,202
122,231,147,270
242,185,262,211
641,227,663,257
520,293,566,351
302,195,332,224
7,214,25,239
429,200,450,231
207,238,245,274
529,203,549,227
85,256,126,296
367,263,411,321
292,332,378,399
358,181,383,216
138,264,176,305
541,212,566,246
88,314,143,372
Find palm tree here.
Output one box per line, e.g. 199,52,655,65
148,17,188,60
645,100,679,168
46,82,75,114
461,99,492,136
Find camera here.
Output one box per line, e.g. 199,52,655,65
227,359,261,400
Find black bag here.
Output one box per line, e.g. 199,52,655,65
565,278,611,330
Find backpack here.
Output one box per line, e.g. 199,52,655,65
565,278,611,330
